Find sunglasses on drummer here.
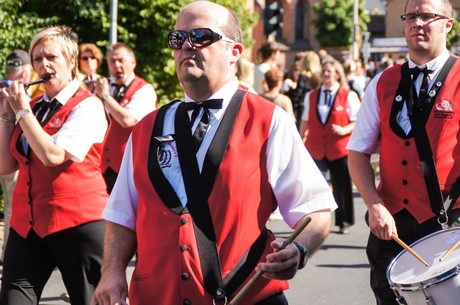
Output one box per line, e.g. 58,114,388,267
167,28,235,50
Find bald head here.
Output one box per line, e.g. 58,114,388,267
178,1,242,43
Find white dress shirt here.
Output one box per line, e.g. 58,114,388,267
36,79,108,162
103,79,337,230
301,83,361,124
109,73,157,121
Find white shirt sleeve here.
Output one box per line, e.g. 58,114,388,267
347,90,361,121
52,96,108,162
102,135,138,230
301,91,312,121
124,84,157,121
346,73,382,154
267,107,337,228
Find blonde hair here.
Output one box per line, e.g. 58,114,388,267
236,58,254,86
30,25,79,79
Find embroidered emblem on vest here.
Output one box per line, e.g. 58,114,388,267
434,99,454,119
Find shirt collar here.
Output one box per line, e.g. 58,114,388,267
42,78,80,105
321,82,340,93
184,79,239,120
408,50,450,76
110,73,135,87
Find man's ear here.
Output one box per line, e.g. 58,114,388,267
230,43,243,65
445,18,454,34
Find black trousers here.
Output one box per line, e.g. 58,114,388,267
0,221,106,305
314,156,354,227
366,208,460,305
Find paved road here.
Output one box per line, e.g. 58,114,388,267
0,188,377,305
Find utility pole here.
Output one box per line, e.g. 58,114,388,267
352,0,359,60
109,0,118,45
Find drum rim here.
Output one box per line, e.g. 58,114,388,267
387,227,460,290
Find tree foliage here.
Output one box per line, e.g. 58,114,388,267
313,0,369,48
0,0,258,105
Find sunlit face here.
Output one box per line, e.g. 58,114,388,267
172,3,240,97
107,48,136,84
322,62,338,87
404,0,452,57
32,39,75,95
79,51,98,75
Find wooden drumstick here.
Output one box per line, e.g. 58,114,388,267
228,216,312,305
439,239,460,262
391,234,429,267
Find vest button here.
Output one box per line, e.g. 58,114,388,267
180,244,188,252
403,199,409,204
405,141,410,146
183,299,191,305
402,160,407,165
181,272,189,280
180,217,188,225
29,220,33,225
402,180,408,185
25,161,29,166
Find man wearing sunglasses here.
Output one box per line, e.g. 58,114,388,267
348,0,460,304
92,2,336,305
94,43,157,194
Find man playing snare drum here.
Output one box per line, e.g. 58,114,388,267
348,0,460,304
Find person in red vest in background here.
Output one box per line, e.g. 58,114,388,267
300,58,361,235
0,25,108,305
95,43,157,193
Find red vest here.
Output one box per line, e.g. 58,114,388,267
304,87,352,161
10,88,109,238
129,93,288,304
377,58,460,223
101,76,149,173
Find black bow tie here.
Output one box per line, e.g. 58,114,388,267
183,99,223,126
410,66,433,77
182,99,223,111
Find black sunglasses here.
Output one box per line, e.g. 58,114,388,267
167,28,235,50
81,56,96,61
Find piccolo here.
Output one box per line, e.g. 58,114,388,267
23,74,57,88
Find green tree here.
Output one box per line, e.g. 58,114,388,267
1,0,258,105
447,11,460,50
313,0,369,48
0,0,56,71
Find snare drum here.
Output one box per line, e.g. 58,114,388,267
387,227,460,305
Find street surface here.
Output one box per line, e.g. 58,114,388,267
0,187,377,305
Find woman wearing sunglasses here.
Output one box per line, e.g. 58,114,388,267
78,43,103,92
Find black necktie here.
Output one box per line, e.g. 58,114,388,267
323,89,332,106
183,99,223,150
112,83,126,102
35,99,61,125
410,67,433,110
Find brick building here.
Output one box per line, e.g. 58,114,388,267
250,0,460,69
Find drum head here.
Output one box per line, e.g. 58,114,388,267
387,227,460,287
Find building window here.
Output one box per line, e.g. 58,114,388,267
295,0,305,41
